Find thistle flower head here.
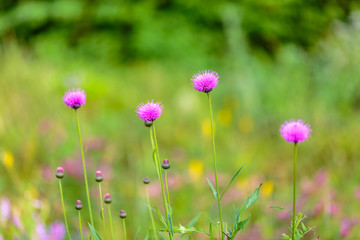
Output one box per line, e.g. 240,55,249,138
280,119,312,143
62,88,86,109
191,70,219,93
136,100,163,122
119,209,127,219
56,167,64,179
75,200,83,210
143,177,151,184
95,170,103,182
161,159,170,170
104,193,112,204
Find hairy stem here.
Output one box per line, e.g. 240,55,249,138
99,183,107,240
78,211,83,240
59,180,71,240
292,143,298,240
207,93,224,240
108,205,115,240
146,185,159,240
152,123,173,239
75,110,94,226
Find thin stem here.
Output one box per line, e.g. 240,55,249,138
146,185,159,240
99,183,107,240
122,219,127,240
108,205,115,240
78,211,83,240
165,171,173,226
150,127,161,179
75,110,94,226
152,123,173,239
59,180,71,240
292,143,298,240
207,93,224,240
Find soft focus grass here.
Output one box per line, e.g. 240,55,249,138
1,12,360,239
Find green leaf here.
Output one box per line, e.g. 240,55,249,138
220,163,245,200
187,213,201,227
168,214,173,236
243,184,262,211
144,228,151,240
152,206,168,228
269,206,290,212
88,223,102,240
133,227,140,240
207,178,218,200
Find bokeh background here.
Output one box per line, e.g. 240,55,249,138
1,0,360,239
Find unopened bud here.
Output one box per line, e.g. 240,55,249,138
144,121,153,127
161,159,170,170
95,170,103,182
143,177,150,184
104,193,112,204
56,167,64,179
119,209,127,219
75,200,83,210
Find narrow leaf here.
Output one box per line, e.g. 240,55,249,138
207,178,218,200
243,184,262,211
88,223,102,240
269,206,290,212
168,214,173,236
220,163,245,200
133,227,140,240
187,213,201,227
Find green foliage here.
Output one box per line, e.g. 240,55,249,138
281,212,314,240
0,0,359,61
89,223,102,240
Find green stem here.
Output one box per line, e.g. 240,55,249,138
292,143,298,240
146,185,159,240
59,180,71,240
99,183,107,240
75,110,94,226
108,205,115,240
207,93,224,240
122,219,127,240
150,127,161,179
152,123,173,239
165,171,173,226
78,211,83,240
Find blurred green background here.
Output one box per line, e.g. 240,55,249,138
1,0,360,239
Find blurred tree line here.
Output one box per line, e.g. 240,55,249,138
0,0,359,62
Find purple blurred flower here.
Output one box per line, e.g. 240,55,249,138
191,70,219,93
1,197,11,221
36,221,65,240
280,119,312,143
340,218,358,238
355,186,360,200
49,221,66,240
136,100,163,122
62,88,86,109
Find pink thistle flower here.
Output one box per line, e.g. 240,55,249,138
62,88,86,109
136,100,163,122
280,119,312,143
191,70,219,93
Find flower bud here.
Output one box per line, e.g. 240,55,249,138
95,170,103,182
143,177,150,184
104,193,112,204
75,200,83,210
119,209,127,219
56,167,64,179
144,120,153,127
161,159,170,170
